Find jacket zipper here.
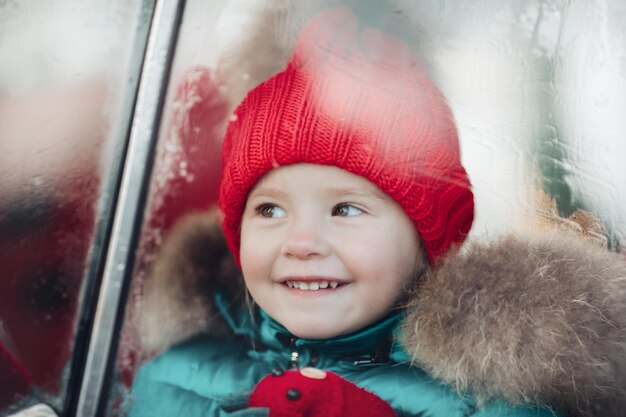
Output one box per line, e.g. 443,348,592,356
288,337,300,369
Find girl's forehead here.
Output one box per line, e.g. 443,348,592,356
249,163,387,199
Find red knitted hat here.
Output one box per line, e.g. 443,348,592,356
219,8,474,265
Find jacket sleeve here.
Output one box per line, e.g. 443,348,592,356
128,375,218,417
127,333,271,417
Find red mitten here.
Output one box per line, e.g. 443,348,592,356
249,368,397,417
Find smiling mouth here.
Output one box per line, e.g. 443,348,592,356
282,280,348,291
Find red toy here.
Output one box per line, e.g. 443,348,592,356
249,368,397,417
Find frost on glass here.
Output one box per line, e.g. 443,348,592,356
417,0,626,250
111,0,625,414
0,0,141,414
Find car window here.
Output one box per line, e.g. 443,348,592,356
0,0,150,415
5,1,623,417
107,2,625,416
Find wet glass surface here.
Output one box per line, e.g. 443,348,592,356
109,0,625,415
0,0,145,414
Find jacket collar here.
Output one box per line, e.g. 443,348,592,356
259,309,401,359
215,287,406,362
215,290,403,358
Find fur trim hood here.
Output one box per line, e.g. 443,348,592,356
140,212,626,417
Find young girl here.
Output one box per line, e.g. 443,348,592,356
129,8,625,417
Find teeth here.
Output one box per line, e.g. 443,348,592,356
285,280,342,291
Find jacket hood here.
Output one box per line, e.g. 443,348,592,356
401,232,626,417
139,211,626,417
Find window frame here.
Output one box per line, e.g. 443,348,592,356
7,0,186,416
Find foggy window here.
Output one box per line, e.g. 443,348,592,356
110,1,625,415
0,0,147,414
2,1,624,416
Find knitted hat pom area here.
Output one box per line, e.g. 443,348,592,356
219,7,474,266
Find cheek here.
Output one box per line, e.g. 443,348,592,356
240,225,279,283
240,240,263,279
239,224,261,279
348,224,419,283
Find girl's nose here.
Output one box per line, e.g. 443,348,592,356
281,219,329,259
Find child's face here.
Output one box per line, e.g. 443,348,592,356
240,164,423,339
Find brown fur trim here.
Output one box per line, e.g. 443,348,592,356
139,211,242,352
401,232,626,417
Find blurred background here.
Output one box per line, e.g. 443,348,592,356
1,0,624,415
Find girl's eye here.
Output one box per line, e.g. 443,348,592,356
332,204,364,217
256,204,286,218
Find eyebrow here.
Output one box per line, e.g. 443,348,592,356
323,186,387,200
247,186,289,200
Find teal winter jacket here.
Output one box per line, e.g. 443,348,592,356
130,296,559,417
128,214,625,417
